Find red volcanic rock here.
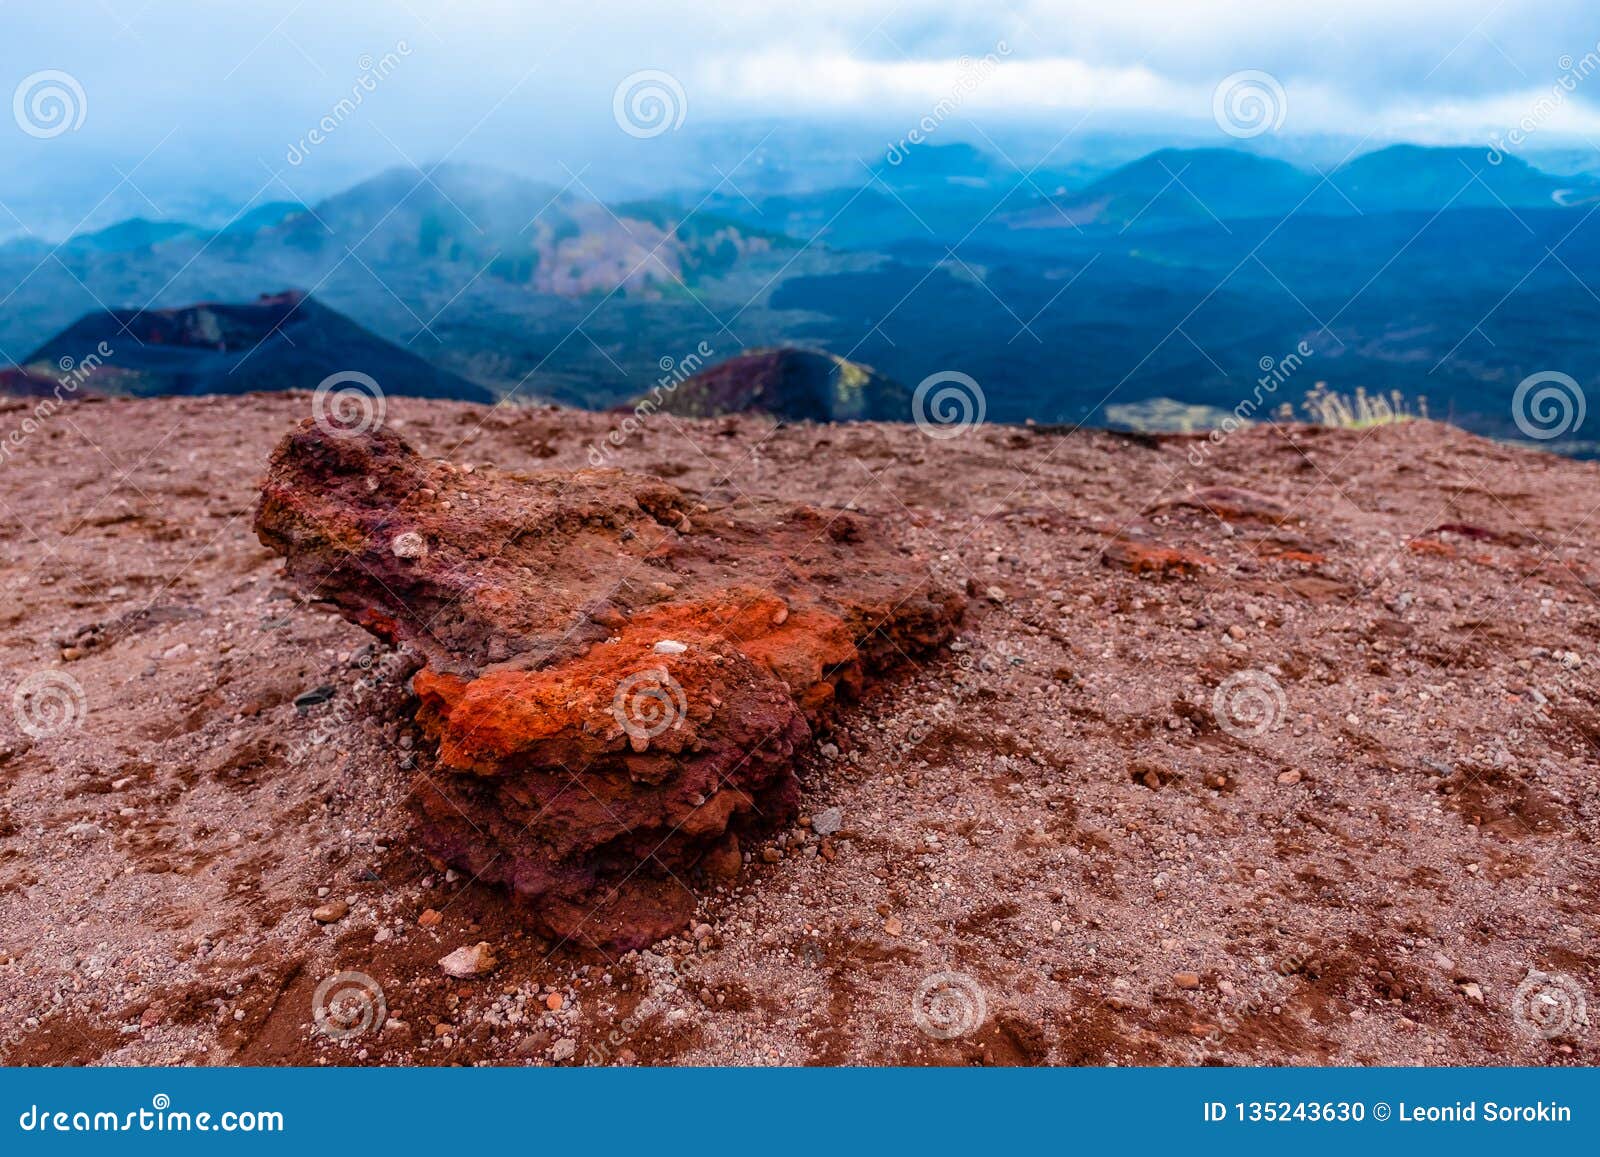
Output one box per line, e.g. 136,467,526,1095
1155,486,1290,524
254,420,961,949
1101,538,1217,577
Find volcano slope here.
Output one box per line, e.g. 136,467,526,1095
0,391,1596,1067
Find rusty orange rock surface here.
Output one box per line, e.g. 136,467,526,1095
1101,538,1217,577
255,420,962,949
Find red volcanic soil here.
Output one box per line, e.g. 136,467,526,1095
0,391,1595,1067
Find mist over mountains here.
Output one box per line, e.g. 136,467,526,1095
6,139,1600,449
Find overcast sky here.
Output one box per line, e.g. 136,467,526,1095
4,1,1600,231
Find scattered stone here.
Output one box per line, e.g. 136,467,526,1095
652,639,688,655
883,915,904,937
1173,972,1201,990
438,942,497,979
311,900,349,924
550,1038,577,1062
812,806,844,836
515,1032,551,1057
293,686,335,710
1101,539,1216,578
390,531,427,559
1277,769,1303,786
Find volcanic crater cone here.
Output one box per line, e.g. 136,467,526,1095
254,420,963,949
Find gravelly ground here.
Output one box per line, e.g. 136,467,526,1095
0,391,1595,1066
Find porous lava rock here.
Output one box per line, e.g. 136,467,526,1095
255,420,962,949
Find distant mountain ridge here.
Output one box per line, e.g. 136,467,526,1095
1006,143,1600,229
3,143,1600,451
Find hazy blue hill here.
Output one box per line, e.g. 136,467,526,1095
875,141,1012,188
294,163,566,257
220,200,307,235
64,217,206,253
20,291,492,402
1327,144,1598,212
1004,147,1345,229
